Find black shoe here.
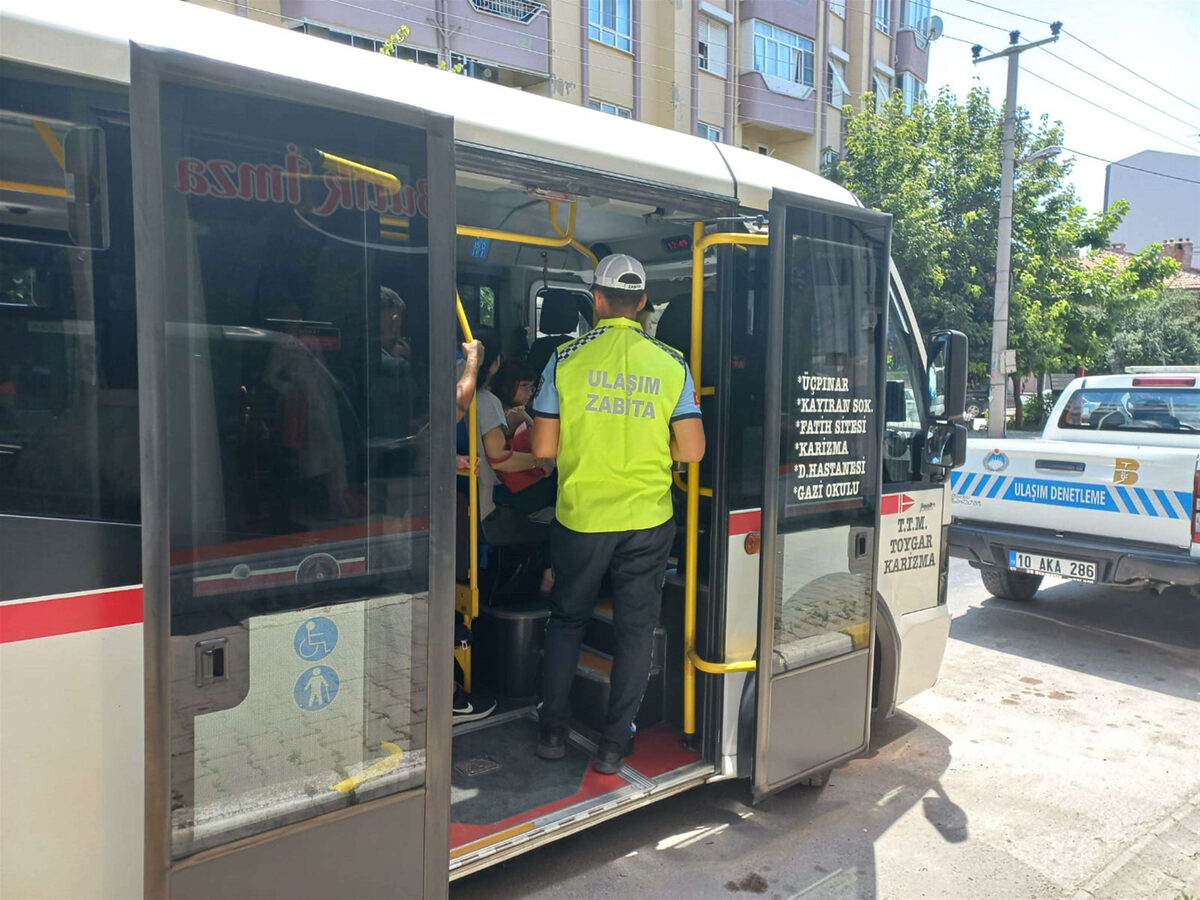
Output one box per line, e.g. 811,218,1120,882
592,736,634,774
452,688,495,726
537,724,567,760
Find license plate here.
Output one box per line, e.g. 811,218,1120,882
1008,551,1097,583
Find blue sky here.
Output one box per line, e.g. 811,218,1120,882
923,0,1200,214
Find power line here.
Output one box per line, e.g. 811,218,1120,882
953,2,1200,129
1040,48,1200,133
960,0,1053,27
1063,28,1200,117
1020,65,1199,154
1062,147,1200,187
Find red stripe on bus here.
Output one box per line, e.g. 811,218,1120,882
0,587,142,644
729,510,761,536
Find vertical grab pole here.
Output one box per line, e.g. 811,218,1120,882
455,293,479,688
683,220,706,740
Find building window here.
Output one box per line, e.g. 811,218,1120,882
698,16,728,78
822,147,840,170
898,71,924,114
830,0,847,17
875,0,892,33
588,98,632,118
903,0,932,43
873,72,891,113
826,59,849,107
696,122,722,141
752,21,815,88
589,0,632,53
758,144,770,155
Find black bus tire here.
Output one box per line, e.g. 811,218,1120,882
980,565,1042,601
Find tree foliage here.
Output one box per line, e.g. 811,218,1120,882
825,87,1178,397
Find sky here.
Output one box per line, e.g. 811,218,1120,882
922,0,1200,214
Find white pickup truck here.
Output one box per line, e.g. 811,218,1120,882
949,371,1200,600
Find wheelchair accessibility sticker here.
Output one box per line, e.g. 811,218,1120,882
295,665,340,710
295,616,339,662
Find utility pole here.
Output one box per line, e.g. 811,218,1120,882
973,23,1060,438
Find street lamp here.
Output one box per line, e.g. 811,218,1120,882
1022,145,1063,164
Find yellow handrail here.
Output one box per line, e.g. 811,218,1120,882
455,294,479,690
546,200,599,268
452,200,593,685
457,199,594,268
682,227,770,739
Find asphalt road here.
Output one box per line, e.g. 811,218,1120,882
452,560,1200,900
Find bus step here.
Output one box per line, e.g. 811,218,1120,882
584,601,667,668
569,649,666,734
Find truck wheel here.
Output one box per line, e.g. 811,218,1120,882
980,565,1042,601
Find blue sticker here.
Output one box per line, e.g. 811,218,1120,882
1001,477,1120,512
470,237,491,259
295,666,339,711
294,616,338,662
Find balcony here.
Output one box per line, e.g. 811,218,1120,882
894,28,930,81
737,0,817,36
280,0,550,77
738,71,816,134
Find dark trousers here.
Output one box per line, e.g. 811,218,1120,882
540,518,676,746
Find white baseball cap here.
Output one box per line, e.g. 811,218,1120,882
593,253,646,292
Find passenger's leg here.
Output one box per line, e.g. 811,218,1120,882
603,518,676,748
540,524,614,737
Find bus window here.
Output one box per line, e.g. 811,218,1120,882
152,79,435,858
0,73,138,527
882,304,926,484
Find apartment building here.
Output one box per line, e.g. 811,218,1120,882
187,0,936,174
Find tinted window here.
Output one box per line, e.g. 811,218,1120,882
882,297,925,484
1058,387,1200,433
0,69,138,524
154,80,435,858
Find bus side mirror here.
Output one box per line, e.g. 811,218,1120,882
923,422,967,475
926,330,968,423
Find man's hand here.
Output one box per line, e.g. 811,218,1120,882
462,339,483,374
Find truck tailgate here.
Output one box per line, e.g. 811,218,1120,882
950,440,1197,550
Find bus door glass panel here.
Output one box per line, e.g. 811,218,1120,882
152,79,436,858
878,291,946,619
0,70,140,600
756,195,888,799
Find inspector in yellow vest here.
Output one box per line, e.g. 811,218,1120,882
532,317,702,533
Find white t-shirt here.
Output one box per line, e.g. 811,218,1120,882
473,387,507,519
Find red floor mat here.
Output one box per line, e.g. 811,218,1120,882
625,724,702,779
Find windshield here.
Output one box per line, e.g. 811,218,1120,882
1058,387,1200,433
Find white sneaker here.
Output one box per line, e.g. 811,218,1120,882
453,690,496,725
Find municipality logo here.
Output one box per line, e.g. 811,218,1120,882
983,449,1009,472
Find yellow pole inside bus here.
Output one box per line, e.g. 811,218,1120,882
683,220,705,740
455,293,479,690
682,228,766,740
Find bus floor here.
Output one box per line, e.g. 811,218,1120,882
448,709,707,863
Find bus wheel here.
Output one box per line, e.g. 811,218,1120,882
980,565,1042,601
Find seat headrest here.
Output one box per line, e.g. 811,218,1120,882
539,289,585,334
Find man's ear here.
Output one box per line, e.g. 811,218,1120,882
637,294,647,312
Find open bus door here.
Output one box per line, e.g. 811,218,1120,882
130,46,456,897
753,192,891,801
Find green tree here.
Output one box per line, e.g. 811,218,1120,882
828,86,1142,424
